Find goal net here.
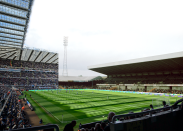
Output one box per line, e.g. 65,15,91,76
152,97,170,109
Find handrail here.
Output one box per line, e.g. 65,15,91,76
173,98,183,106
0,90,12,116
112,104,181,123
11,124,59,131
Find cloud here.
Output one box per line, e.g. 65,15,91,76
25,0,183,76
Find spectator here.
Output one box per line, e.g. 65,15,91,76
39,118,43,124
162,101,168,107
128,111,135,119
104,112,115,131
1,98,5,108
101,122,106,130
95,123,102,131
79,123,82,129
63,120,76,131
150,104,154,110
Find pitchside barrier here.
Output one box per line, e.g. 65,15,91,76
110,99,183,131
30,89,183,98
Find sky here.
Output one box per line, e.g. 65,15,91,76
24,0,183,77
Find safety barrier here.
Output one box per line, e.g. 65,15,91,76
110,99,183,131
11,124,59,131
0,90,12,116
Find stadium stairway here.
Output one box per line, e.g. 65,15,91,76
148,88,156,92
109,87,118,90
59,86,65,89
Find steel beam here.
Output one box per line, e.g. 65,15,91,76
0,42,21,47
6,52,16,59
0,19,25,26
21,0,34,48
0,11,27,20
27,49,34,61
0,39,22,44
0,1,29,11
46,53,57,63
0,35,23,40
0,25,24,32
34,51,42,62
0,49,16,56
51,58,58,63
40,52,49,62
0,30,24,36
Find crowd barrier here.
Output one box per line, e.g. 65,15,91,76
110,99,183,131
11,124,59,131
29,89,183,98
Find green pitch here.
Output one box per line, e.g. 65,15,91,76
23,89,178,131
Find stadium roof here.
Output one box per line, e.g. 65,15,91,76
88,51,183,75
0,46,58,64
0,0,34,60
59,76,103,82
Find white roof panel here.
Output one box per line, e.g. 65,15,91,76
35,51,48,62
88,51,183,69
47,54,58,63
29,50,40,61
41,53,55,63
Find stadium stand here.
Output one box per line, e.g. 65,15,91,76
0,58,58,89
88,51,183,94
59,76,104,89
0,0,60,130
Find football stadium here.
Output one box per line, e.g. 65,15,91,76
0,0,183,131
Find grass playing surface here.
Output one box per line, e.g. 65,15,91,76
23,89,178,131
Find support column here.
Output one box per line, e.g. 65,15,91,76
170,86,172,93
145,86,147,92
125,86,127,90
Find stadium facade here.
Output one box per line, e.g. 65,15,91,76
0,0,59,89
88,51,183,92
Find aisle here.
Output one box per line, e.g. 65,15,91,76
18,91,43,127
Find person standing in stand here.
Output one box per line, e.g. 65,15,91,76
63,120,76,131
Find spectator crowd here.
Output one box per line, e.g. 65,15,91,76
0,89,31,130
0,58,58,88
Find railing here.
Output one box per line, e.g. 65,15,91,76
0,90,12,116
112,99,183,123
11,124,59,131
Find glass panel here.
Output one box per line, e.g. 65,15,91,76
0,27,24,35
0,33,23,39
0,40,21,45
0,36,22,43
0,14,26,25
0,4,28,18
0,43,20,47
0,0,30,9
0,21,24,30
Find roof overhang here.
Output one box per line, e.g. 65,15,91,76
0,46,58,64
88,51,183,75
